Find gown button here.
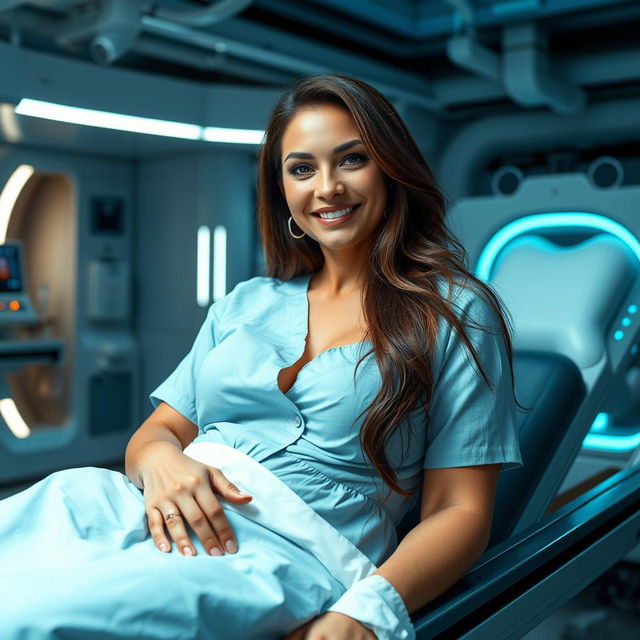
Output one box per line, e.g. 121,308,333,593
293,415,302,427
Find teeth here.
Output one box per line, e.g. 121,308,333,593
317,206,354,219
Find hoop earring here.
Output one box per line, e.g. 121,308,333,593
288,216,306,239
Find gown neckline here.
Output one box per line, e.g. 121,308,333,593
282,273,372,396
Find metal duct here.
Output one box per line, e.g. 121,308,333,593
502,22,586,115
131,34,294,85
151,0,253,27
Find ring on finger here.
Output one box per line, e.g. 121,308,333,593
165,512,179,522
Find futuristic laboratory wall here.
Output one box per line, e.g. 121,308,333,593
0,0,639,638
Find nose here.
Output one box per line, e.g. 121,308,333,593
315,169,345,198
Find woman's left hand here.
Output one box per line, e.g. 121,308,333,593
283,612,376,640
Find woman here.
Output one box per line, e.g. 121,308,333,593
0,73,522,640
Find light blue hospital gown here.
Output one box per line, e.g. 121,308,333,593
0,273,522,639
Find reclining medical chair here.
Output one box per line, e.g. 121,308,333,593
402,231,640,638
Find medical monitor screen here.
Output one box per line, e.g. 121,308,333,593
0,245,23,293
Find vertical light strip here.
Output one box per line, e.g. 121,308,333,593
213,225,227,302
0,103,22,143
0,164,34,243
0,398,31,438
196,225,211,307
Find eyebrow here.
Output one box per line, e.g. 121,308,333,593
283,139,363,163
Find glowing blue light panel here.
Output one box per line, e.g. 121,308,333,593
476,211,640,453
591,413,609,432
476,212,640,281
583,430,640,452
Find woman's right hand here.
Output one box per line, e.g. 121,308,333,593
138,441,253,557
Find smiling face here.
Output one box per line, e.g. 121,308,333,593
280,103,387,251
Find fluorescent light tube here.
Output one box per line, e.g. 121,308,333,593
14,98,265,144
203,126,264,145
15,98,202,140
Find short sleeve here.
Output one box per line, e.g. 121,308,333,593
424,287,523,472
149,302,221,424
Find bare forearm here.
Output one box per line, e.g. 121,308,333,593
374,506,491,614
124,422,183,489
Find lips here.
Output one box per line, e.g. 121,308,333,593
312,204,361,217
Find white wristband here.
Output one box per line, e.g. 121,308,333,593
327,574,416,640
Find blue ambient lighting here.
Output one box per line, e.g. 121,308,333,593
477,212,640,453
632,344,639,356
590,413,609,432
475,212,640,282
585,413,640,451
621,317,631,327
583,430,640,451
613,330,625,341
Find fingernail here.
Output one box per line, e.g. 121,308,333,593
225,540,237,554
183,546,194,556
209,547,223,557
160,542,169,552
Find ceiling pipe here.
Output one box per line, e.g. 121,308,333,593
139,15,442,113
280,0,639,41
444,0,475,35
446,34,501,83
0,4,441,112
131,34,294,85
257,0,445,60
0,0,61,9
445,0,501,82
49,0,144,65
258,0,640,61
150,0,253,27
443,0,584,114
438,95,640,200
89,0,143,65
0,1,592,115
502,21,586,115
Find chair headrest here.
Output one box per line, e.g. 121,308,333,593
490,233,638,369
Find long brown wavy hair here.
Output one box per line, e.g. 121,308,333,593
257,73,519,498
